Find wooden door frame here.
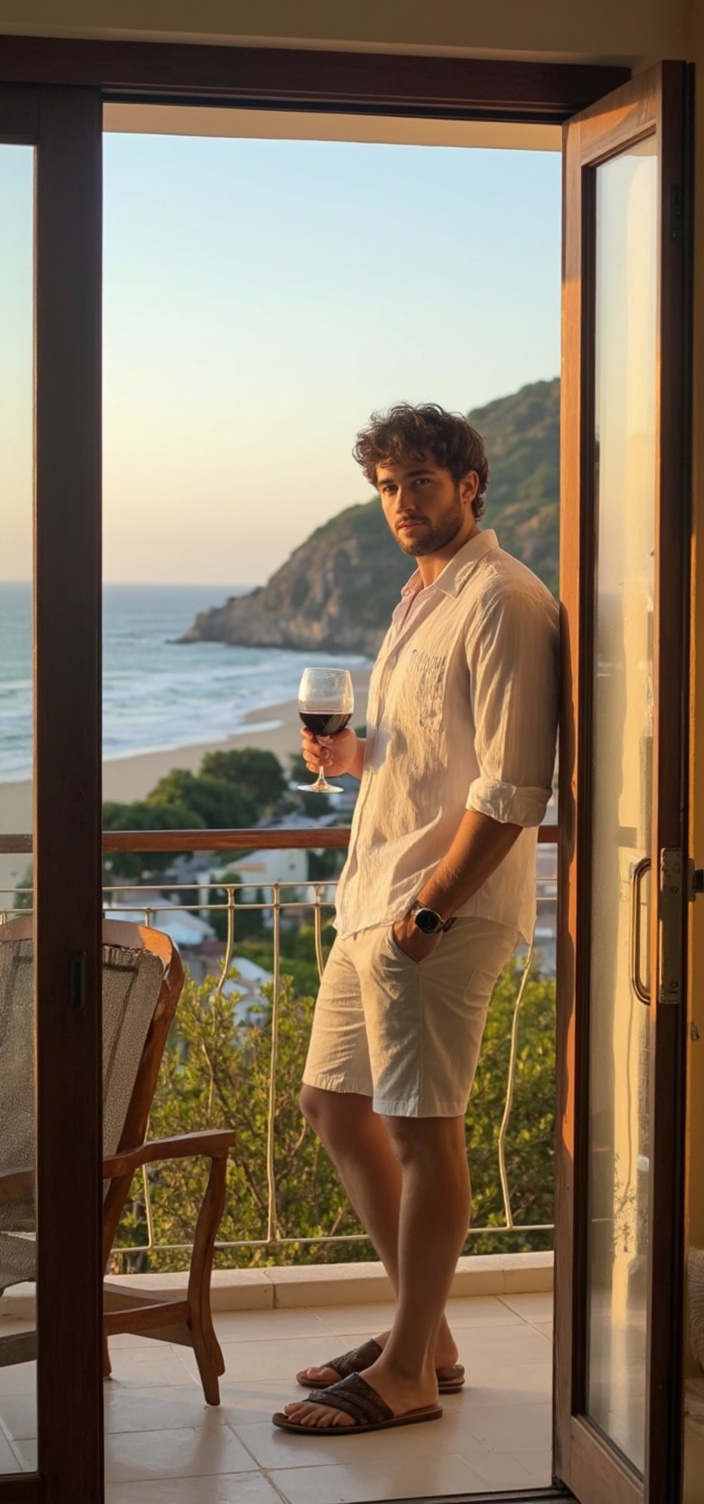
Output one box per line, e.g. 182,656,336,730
0,32,641,1504
556,60,693,1504
0,35,629,120
0,85,104,1502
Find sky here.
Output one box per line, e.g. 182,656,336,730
1,130,561,587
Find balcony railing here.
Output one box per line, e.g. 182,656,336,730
0,825,557,1268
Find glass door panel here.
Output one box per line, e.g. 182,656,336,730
0,140,37,1475
587,136,657,1473
557,61,691,1504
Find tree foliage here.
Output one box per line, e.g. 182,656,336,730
102,799,206,882
147,768,256,829
116,954,555,1272
200,748,287,813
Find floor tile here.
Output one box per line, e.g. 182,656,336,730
213,1308,333,1342
455,1319,553,1369
182,1335,356,1385
454,1399,552,1450
106,1346,200,1388
3,1291,558,1498
459,1445,552,1488
440,1295,525,1327
498,1291,555,1322
103,1385,231,1435
313,1302,397,1336
0,1360,35,1396
104,1424,257,1482
106,1471,284,1504
0,1429,24,1472
10,1437,36,1471
232,1413,461,1470
0,1391,38,1441
511,1447,555,1483
460,1360,552,1403
269,1451,488,1503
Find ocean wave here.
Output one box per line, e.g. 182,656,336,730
0,582,369,781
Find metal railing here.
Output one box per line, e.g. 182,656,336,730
0,824,558,1267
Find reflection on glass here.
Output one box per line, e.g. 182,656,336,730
0,143,36,1472
586,136,657,1472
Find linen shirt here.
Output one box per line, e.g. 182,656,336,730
334,529,559,944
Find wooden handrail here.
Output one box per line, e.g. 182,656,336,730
0,825,558,857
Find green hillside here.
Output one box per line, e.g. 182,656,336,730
182,377,560,653
469,377,559,595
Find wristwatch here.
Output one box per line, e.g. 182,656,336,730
409,900,456,935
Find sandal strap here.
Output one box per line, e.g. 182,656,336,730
313,1373,394,1426
324,1337,383,1380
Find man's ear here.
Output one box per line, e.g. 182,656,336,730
460,470,480,505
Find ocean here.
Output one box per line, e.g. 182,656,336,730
0,581,368,782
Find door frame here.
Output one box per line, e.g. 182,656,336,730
1,32,692,1504
0,84,104,1503
556,60,693,1504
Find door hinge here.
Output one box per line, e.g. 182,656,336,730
691,864,704,897
659,849,684,1004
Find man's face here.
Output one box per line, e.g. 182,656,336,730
376,454,479,559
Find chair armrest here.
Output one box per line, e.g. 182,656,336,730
0,1168,34,1205
103,1128,236,1181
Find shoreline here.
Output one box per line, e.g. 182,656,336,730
0,670,370,896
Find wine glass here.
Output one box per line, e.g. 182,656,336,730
297,666,354,794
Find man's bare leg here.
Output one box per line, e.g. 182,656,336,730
298,1086,459,1387
287,1108,468,1427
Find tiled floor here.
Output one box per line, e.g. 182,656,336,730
0,1291,554,1502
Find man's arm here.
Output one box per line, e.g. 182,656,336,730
392,809,522,962
394,585,559,962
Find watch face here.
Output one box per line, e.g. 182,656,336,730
414,907,441,935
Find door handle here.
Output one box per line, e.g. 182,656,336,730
630,857,651,1005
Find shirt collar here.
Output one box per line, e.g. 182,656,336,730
400,530,499,600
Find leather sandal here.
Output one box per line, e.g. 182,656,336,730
274,1371,444,1434
295,1336,465,1394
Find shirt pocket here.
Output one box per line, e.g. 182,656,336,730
405,650,447,727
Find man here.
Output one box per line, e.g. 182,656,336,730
273,402,559,1436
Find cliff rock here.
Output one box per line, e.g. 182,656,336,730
181,377,559,654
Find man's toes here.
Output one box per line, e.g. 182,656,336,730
283,1401,351,1429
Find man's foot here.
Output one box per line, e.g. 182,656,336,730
297,1330,463,1392
276,1367,442,1433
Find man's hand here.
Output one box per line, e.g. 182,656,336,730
390,911,443,964
301,726,363,780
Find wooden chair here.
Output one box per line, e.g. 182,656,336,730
0,917,236,1405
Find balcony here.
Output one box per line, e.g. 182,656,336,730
0,827,557,1499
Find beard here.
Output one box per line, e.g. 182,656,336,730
394,493,466,557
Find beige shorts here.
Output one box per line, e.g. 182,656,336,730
302,917,518,1118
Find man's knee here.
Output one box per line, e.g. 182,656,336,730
299,1084,374,1145
384,1113,466,1168
299,1083,328,1132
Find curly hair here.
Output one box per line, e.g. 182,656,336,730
353,402,489,520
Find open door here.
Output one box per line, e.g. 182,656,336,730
556,62,692,1504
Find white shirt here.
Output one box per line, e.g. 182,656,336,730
335,529,559,943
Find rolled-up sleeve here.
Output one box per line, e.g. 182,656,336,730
465,586,559,827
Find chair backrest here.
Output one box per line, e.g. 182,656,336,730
0,918,184,1288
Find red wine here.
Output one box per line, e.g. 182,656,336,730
299,711,351,737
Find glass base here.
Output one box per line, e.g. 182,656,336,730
296,779,344,794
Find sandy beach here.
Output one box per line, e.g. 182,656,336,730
0,669,370,896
